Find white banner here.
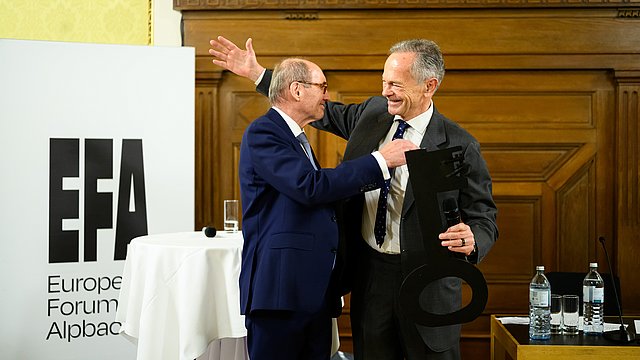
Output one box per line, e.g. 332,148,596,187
0,39,194,359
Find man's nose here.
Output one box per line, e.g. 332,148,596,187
381,84,392,97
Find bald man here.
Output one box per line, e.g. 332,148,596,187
238,57,416,360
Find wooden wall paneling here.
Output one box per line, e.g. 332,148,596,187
592,83,617,276
557,159,596,271
481,197,541,279
183,9,640,61
194,75,220,230
540,183,558,271
183,9,640,73
616,71,640,314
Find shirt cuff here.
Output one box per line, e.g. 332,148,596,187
372,151,390,180
254,69,266,85
465,243,479,264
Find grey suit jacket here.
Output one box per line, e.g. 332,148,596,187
257,72,498,352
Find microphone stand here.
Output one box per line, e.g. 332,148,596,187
598,237,634,343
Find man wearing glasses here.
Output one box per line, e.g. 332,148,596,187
238,57,416,360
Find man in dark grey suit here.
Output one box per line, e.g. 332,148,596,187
210,37,498,360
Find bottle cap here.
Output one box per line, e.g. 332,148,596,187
589,262,598,267
536,265,544,271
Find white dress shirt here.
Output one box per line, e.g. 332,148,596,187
273,106,305,139
362,104,433,254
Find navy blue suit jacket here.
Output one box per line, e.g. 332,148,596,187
239,108,386,316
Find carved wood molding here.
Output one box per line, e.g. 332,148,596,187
195,81,221,229
481,144,581,182
618,7,640,17
615,71,640,227
614,71,639,312
175,0,640,10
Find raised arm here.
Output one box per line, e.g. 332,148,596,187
210,36,380,141
209,36,265,82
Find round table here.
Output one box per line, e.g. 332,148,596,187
116,231,247,360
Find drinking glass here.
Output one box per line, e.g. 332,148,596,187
224,200,239,233
562,295,579,335
550,294,562,334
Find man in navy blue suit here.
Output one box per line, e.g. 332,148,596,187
238,57,417,360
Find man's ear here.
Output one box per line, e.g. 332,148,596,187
290,82,301,100
425,78,439,93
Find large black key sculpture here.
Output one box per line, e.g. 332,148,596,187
399,146,488,327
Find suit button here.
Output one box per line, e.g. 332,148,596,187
331,216,337,222
331,248,338,253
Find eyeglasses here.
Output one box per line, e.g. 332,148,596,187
295,81,328,94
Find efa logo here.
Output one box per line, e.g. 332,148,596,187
49,138,148,263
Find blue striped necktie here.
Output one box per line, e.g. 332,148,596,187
374,120,409,247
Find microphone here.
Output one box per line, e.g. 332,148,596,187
202,226,217,238
598,236,633,343
443,197,461,227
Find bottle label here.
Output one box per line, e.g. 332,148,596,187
530,289,549,306
584,286,604,303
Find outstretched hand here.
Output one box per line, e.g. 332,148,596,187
209,36,265,82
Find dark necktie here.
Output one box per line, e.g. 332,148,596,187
374,120,409,247
297,132,318,170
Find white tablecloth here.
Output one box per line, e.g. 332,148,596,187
116,231,248,360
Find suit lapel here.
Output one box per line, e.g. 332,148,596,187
266,108,319,167
345,112,394,159
402,107,448,216
266,108,296,139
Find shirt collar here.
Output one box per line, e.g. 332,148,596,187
394,100,433,136
272,106,304,137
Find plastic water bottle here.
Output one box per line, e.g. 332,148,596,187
529,265,551,340
583,262,604,334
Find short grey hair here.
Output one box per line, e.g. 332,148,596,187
269,58,311,105
389,39,445,88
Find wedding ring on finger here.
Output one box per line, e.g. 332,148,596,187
461,238,466,246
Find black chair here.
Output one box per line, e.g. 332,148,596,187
545,271,621,316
